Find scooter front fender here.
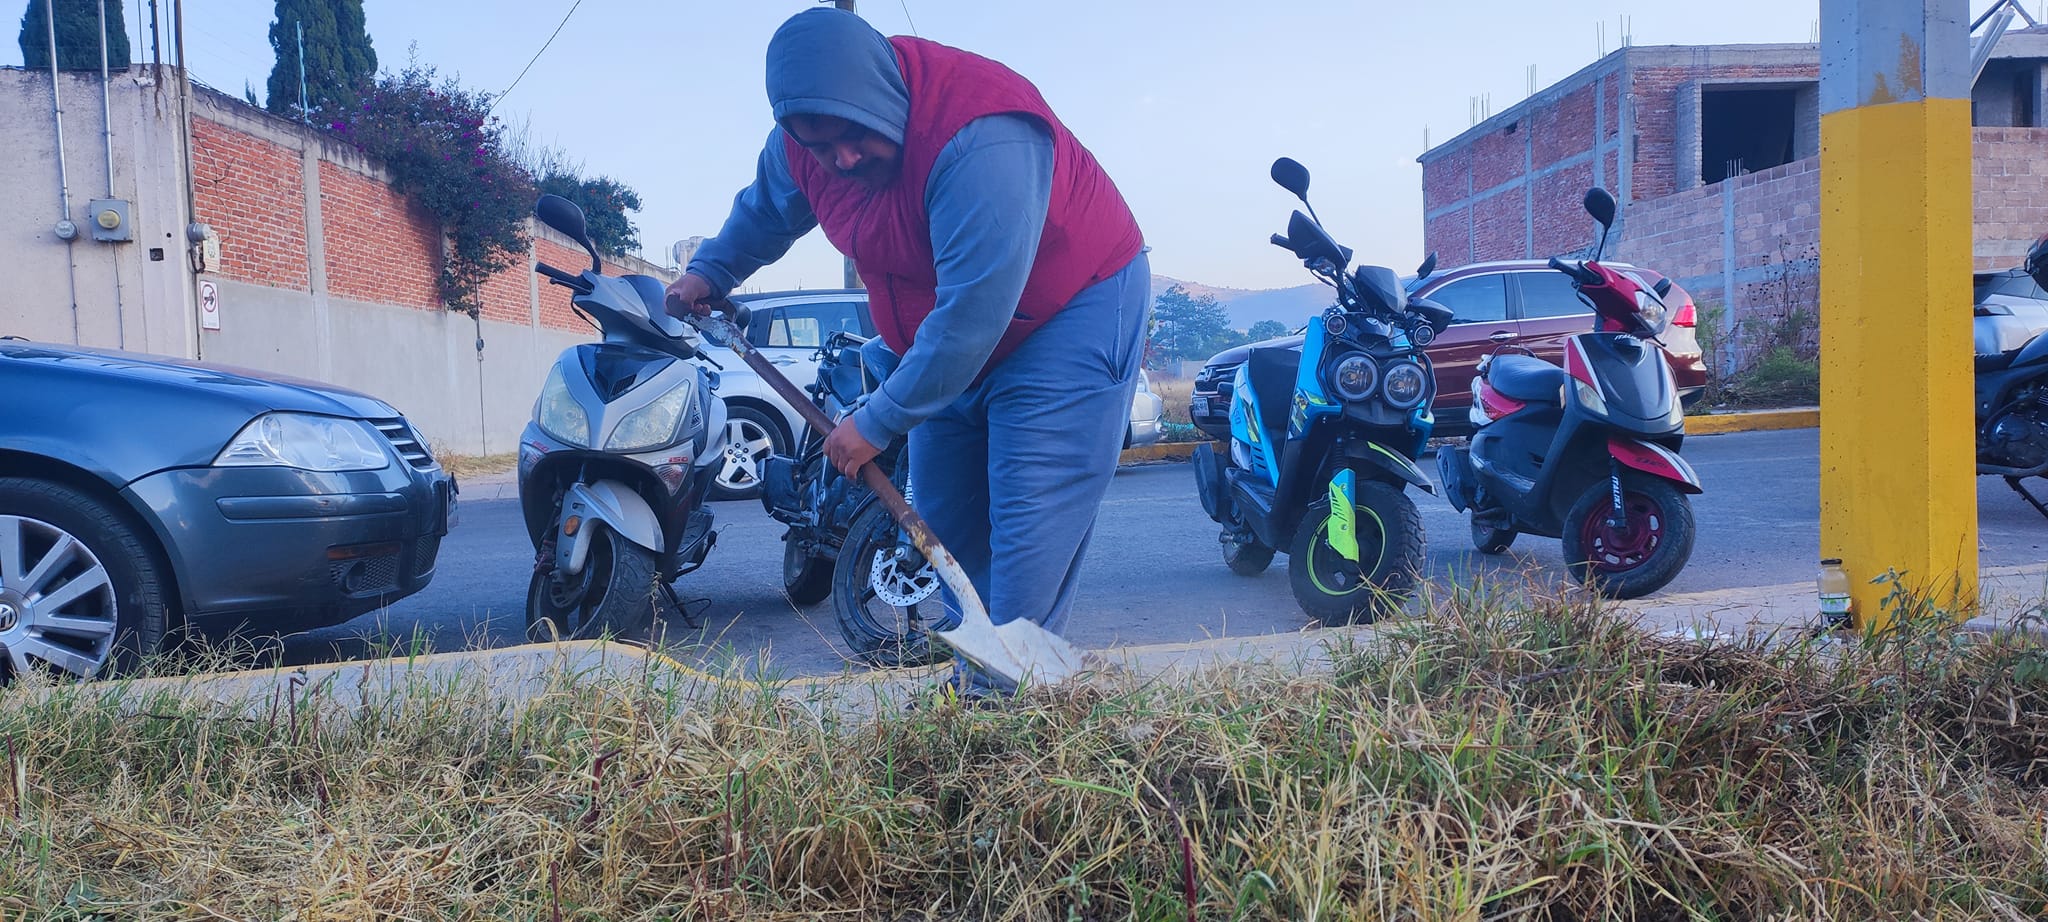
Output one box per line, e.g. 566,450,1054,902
1352,440,1435,495
1608,437,1703,494
556,480,664,575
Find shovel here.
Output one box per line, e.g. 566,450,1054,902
681,302,1088,689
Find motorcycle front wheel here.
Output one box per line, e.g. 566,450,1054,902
833,503,950,667
1561,473,1695,599
1287,480,1424,625
527,524,661,641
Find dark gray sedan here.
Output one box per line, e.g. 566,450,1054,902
0,340,456,678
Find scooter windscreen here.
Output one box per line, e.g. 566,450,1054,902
1575,333,1682,434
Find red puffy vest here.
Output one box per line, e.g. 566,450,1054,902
782,36,1144,369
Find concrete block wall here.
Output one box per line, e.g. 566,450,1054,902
1975,128,2048,270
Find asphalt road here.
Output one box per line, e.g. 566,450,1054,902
275,429,2048,676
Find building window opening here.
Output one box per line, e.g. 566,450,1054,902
1701,87,1798,185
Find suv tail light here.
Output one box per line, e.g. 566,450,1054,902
1672,300,1697,328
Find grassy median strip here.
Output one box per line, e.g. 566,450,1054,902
2,590,2046,919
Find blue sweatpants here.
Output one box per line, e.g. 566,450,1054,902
908,252,1151,692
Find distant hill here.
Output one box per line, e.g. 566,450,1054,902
1151,275,1331,332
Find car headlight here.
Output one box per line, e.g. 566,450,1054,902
1574,379,1608,415
1382,361,1429,410
605,385,692,452
536,366,592,448
1330,353,1378,402
214,412,391,472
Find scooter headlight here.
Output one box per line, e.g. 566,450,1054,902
1330,353,1378,402
605,384,692,453
1382,361,1429,410
536,366,592,448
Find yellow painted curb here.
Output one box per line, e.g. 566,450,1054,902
1119,441,1201,464
1686,408,1819,436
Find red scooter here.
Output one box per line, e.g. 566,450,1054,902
1436,188,1702,598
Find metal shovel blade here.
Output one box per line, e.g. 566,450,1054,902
933,607,1089,688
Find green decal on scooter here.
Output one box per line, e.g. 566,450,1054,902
1327,469,1359,562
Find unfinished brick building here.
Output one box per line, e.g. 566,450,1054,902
1419,28,2048,372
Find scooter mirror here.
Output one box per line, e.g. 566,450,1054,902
1270,157,1311,203
536,194,601,271
1416,252,1438,281
1583,187,1618,229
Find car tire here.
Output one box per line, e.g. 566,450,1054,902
711,406,787,502
0,477,168,680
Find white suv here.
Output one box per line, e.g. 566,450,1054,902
709,290,1166,499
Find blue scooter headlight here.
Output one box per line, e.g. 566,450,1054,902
1383,361,1429,410
1331,352,1378,402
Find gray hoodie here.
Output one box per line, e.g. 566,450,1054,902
686,8,1055,450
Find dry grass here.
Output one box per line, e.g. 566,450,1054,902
1150,373,1195,425
5,589,2048,919
437,451,518,480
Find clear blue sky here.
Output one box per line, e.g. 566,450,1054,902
10,1,2019,292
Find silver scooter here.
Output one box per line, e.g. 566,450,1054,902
517,195,741,639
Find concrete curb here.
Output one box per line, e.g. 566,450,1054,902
89,563,2048,716
1119,441,1201,464
1686,407,1819,436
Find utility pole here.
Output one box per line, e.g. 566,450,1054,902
1818,0,1976,629
828,0,863,290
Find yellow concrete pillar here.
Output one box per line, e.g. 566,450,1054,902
1819,0,1978,630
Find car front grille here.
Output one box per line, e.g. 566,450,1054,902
373,419,436,470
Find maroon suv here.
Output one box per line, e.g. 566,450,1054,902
1189,259,1708,439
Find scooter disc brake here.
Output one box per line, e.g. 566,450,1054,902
869,546,940,607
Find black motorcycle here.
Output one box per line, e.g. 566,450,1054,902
1975,235,2048,516
757,333,948,666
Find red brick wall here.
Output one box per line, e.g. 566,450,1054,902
1531,85,1596,171
320,162,443,310
1625,62,1818,201
1974,128,2048,271
1530,161,1596,259
191,118,308,290
1422,148,1472,217
477,252,533,325
1425,207,1473,265
1422,69,1611,268
1471,190,1527,261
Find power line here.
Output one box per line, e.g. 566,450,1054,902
489,0,581,115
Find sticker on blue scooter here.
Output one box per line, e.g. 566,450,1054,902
1326,468,1359,562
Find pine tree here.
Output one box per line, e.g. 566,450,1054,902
18,0,130,72
266,0,376,118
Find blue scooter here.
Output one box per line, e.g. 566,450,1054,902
1192,158,1451,623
